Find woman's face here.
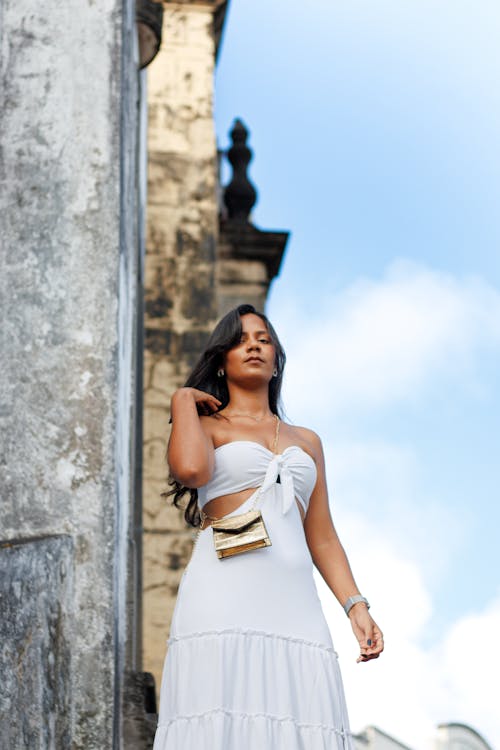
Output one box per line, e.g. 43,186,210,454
223,313,276,384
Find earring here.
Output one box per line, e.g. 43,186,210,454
272,368,278,377
217,368,225,378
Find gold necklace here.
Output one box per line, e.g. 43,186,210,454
224,412,275,422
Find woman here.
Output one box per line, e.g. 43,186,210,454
153,304,384,750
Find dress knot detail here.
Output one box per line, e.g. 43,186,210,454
260,453,296,515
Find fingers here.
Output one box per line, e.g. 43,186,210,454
202,401,221,414
349,609,385,663
356,647,381,663
357,654,378,663
206,395,222,408
196,394,222,415
356,627,384,664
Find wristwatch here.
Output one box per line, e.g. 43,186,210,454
343,595,370,617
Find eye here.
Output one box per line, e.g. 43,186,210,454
259,337,270,344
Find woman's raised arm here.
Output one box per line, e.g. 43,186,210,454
167,387,220,487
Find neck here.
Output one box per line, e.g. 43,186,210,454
225,383,272,419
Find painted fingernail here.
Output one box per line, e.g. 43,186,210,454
367,639,372,646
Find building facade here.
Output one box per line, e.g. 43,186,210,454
142,0,288,687
352,723,493,750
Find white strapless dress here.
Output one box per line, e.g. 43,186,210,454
153,442,353,750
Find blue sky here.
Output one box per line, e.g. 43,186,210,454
215,2,500,748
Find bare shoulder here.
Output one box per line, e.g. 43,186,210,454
199,412,230,444
286,423,324,457
199,413,221,442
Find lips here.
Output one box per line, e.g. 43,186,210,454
245,356,264,363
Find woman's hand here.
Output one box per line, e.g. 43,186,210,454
172,387,221,416
348,604,384,663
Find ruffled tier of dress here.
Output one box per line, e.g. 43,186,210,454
154,628,352,750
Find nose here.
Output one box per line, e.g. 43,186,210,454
247,338,261,351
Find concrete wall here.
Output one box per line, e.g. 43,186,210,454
0,1,139,747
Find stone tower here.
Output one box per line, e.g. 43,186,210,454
142,1,289,686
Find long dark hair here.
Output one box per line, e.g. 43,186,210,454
164,304,286,526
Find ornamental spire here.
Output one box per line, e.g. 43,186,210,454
223,119,257,223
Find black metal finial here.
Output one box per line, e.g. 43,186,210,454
223,119,258,222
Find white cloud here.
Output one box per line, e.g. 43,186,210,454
270,261,500,747
276,261,500,750
311,432,496,749
435,599,500,742
315,520,500,750
277,260,500,421
324,437,418,514
323,436,467,588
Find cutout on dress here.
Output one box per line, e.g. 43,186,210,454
201,487,260,525
202,488,306,526
296,499,306,523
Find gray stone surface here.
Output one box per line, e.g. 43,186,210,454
0,0,140,747
0,536,73,750
122,671,157,750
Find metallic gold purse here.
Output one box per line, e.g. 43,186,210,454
201,415,280,560
211,509,271,559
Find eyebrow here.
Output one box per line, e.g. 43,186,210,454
240,329,270,337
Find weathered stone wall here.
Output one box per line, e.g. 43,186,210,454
142,3,291,690
142,1,221,684
0,1,139,747
216,255,270,313
216,223,289,316
0,537,74,749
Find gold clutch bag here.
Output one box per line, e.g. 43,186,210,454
203,414,280,560
211,509,272,559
